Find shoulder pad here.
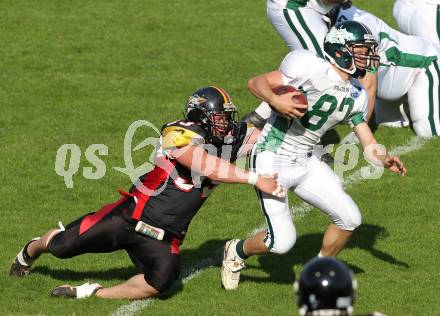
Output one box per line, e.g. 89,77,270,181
161,120,206,149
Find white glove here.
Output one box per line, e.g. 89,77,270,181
51,282,102,299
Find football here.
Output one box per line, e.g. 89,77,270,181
272,85,308,105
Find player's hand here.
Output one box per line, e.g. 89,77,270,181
255,173,286,198
270,92,308,119
383,155,407,176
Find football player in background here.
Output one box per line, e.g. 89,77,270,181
335,4,440,137
221,21,406,290
9,87,286,299
267,0,351,56
393,0,440,46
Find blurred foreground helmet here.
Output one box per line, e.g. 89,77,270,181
295,257,357,316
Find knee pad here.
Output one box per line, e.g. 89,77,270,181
268,229,297,255
413,121,435,137
144,264,180,293
46,230,77,259
337,205,362,231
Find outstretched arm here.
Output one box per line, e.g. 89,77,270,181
169,145,286,197
353,122,407,176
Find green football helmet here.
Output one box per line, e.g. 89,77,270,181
324,21,379,78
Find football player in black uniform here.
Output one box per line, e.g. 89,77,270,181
9,86,286,300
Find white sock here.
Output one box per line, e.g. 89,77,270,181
317,251,324,258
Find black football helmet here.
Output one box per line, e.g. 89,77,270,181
295,257,357,316
185,86,239,146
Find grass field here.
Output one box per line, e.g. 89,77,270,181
1,1,440,315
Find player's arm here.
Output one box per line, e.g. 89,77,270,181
353,122,407,176
236,124,261,157
358,72,377,122
169,145,286,197
247,71,308,119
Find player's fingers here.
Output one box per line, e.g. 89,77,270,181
285,111,297,119
295,103,309,109
286,91,301,97
400,166,407,176
292,109,305,118
271,183,286,198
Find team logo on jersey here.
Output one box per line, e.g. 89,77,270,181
350,88,360,99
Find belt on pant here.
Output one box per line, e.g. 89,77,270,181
118,189,182,244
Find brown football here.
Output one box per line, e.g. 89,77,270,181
272,85,308,105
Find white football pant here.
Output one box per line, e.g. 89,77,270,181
393,0,440,46
250,148,361,254
267,0,328,57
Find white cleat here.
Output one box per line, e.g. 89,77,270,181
221,239,245,290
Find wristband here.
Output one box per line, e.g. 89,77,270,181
247,172,258,185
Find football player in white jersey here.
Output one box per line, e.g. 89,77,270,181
336,4,440,137
221,21,407,290
252,1,377,142
253,0,352,125
394,0,440,46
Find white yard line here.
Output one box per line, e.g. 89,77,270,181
111,136,429,316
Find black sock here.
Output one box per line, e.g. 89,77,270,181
235,240,249,260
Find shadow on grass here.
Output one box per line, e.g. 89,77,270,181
241,223,409,286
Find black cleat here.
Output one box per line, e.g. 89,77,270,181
9,257,31,277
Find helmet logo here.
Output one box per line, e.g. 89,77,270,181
187,95,207,111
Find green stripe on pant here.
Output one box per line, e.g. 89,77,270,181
250,148,275,250
426,65,438,136
283,8,308,50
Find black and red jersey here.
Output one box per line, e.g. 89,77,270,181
127,120,254,239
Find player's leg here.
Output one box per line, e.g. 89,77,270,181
407,59,440,137
95,274,159,299
393,0,413,36
267,0,327,56
52,236,181,299
394,0,440,46
10,197,129,277
221,150,297,289
294,156,361,256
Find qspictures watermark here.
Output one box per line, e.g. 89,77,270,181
54,120,390,191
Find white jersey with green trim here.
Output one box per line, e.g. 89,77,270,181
337,5,440,100
256,50,368,156
271,0,335,14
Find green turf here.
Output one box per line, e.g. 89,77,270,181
1,1,439,315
